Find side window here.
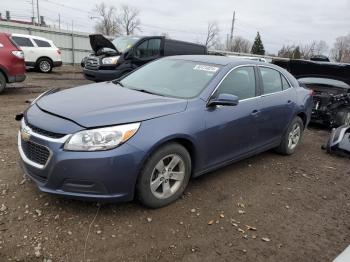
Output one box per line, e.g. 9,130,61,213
260,67,283,94
134,39,161,59
281,74,291,90
34,39,51,47
214,67,256,100
11,36,34,47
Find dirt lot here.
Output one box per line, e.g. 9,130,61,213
0,67,349,262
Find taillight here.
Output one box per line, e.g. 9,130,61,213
57,49,61,55
11,51,24,59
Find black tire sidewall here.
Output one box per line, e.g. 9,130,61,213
0,72,6,94
37,58,52,73
137,143,191,208
277,117,304,155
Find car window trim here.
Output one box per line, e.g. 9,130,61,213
207,64,259,103
258,65,292,94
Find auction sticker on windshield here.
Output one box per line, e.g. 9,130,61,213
193,65,219,72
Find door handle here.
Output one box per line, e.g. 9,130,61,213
251,109,260,116
287,100,292,104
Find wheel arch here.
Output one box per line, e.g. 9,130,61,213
138,135,198,177
296,111,307,127
0,67,8,82
36,56,53,66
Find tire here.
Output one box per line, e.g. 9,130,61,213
275,116,304,155
36,58,52,73
0,72,6,94
335,109,350,127
137,143,191,208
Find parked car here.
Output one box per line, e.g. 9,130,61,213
83,34,207,82
17,56,312,208
274,59,350,127
11,33,62,73
0,32,26,94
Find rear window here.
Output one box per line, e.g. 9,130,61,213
34,39,51,47
12,36,34,47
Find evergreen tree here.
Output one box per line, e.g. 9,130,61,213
251,32,265,55
293,46,301,59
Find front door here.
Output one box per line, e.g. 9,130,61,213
132,38,162,67
202,66,261,169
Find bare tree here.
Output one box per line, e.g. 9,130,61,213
331,34,350,62
230,36,252,53
118,5,141,35
204,21,220,48
314,40,329,56
278,45,296,58
93,3,120,36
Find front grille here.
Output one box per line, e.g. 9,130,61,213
85,57,100,70
25,120,66,139
21,140,50,166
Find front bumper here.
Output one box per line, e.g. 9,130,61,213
83,68,124,82
18,120,145,202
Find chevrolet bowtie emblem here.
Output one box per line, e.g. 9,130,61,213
21,126,31,142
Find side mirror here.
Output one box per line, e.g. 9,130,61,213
207,94,239,107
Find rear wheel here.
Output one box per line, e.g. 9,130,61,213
36,58,52,73
335,109,350,126
0,72,6,94
137,143,191,208
275,116,304,155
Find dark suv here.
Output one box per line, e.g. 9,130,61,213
82,35,207,82
0,33,26,93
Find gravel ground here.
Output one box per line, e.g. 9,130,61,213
0,67,349,262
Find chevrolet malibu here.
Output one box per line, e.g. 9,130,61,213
18,56,313,208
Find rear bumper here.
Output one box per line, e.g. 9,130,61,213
83,68,124,82
53,61,62,67
8,74,26,83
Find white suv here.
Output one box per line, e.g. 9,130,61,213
11,33,62,73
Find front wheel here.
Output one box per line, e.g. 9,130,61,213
275,116,304,155
137,143,191,208
0,72,6,94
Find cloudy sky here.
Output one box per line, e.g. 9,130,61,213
2,0,350,54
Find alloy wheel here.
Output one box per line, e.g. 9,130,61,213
150,154,186,199
40,61,51,72
288,123,301,150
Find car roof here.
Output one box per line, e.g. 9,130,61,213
11,33,53,43
165,55,265,66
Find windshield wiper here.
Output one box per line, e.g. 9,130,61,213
132,89,165,96
112,80,124,87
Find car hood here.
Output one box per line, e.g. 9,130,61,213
36,82,187,128
287,60,350,86
89,34,120,54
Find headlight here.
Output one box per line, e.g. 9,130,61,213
101,56,120,65
64,123,140,151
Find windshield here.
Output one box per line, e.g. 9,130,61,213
298,77,350,89
119,59,221,98
112,36,140,52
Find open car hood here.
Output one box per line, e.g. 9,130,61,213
274,59,350,86
89,34,120,54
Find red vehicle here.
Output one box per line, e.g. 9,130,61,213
0,32,26,94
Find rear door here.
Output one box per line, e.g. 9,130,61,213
33,38,60,62
257,66,296,146
11,36,37,64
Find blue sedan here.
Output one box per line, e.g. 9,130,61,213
18,56,313,208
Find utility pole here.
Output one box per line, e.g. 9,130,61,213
58,14,61,30
31,0,35,25
36,0,40,25
229,11,235,51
